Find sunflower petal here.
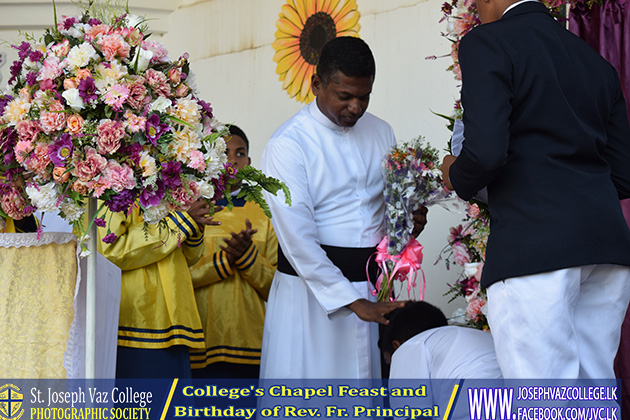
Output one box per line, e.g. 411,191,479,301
283,58,306,90
277,51,303,75
276,14,303,37
332,1,357,22
272,37,300,50
298,65,315,103
334,9,360,33
336,28,360,37
280,3,304,28
322,0,340,15
286,60,308,95
293,0,309,24
273,44,300,63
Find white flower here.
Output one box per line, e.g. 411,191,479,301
197,180,215,200
65,43,98,68
149,96,172,113
139,151,159,178
125,14,145,28
132,47,153,73
62,88,84,111
464,262,481,278
26,182,60,213
142,202,170,224
59,200,86,222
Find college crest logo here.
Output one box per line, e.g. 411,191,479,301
0,384,24,420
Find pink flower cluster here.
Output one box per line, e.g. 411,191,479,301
0,9,232,241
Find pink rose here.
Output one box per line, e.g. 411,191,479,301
0,187,32,219
466,296,487,322
126,77,149,111
145,69,171,97
40,101,67,134
452,242,471,266
97,34,131,61
71,179,91,194
15,120,42,143
97,119,125,155
467,203,481,219
173,83,190,98
72,147,107,181
67,114,85,135
102,161,136,192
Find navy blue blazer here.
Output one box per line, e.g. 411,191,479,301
450,1,630,287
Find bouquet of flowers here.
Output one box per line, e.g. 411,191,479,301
374,136,455,302
437,202,490,329
0,2,289,252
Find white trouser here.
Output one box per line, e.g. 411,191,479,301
486,264,630,379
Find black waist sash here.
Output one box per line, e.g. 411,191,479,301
277,244,379,284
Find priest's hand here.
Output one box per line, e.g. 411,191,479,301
440,155,457,191
346,299,406,325
411,205,428,237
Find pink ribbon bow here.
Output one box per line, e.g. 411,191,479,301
372,236,426,301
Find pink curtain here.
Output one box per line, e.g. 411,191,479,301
569,0,630,119
570,6,630,418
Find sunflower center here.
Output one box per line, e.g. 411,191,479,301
299,12,336,65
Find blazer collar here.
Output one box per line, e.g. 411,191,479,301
502,1,549,19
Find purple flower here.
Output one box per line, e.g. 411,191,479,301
0,95,14,116
145,114,170,146
15,41,31,60
61,17,77,30
0,128,17,165
139,180,166,207
104,189,138,213
119,143,143,166
29,50,43,63
8,61,23,84
161,161,182,189
102,233,118,244
88,18,102,26
26,72,38,86
197,98,213,119
48,134,74,166
94,218,107,228
78,77,98,104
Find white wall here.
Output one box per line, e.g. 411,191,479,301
0,0,469,316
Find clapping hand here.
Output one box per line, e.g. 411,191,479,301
220,219,258,264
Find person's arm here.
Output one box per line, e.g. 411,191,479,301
449,28,513,201
602,71,630,200
261,137,365,315
231,218,278,300
98,205,209,271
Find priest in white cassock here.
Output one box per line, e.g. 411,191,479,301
260,36,427,379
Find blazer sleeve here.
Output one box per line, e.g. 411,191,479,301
602,71,630,200
450,28,514,201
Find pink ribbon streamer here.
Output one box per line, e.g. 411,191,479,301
372,236,426,300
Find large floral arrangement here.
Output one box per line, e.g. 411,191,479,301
374,136,455,302
0,3,288,251
437,202,490,329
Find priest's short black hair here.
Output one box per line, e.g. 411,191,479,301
316,36,375,86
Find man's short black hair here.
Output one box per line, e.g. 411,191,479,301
228,124,249,153
316,36,375,86
378,301,448,356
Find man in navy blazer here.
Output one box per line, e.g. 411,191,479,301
441,0,630,378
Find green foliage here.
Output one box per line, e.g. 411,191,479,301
234,166,291,218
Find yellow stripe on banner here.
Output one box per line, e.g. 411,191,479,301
442,383,460,420
160,378,179,420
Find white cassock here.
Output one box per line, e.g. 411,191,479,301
260,101,396,379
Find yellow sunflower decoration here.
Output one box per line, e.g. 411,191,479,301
273,0,361,103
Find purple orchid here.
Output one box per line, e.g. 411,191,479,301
145,114,170,146
139,179,166,207
48,134,74,166
78,77,98,104
161,161,182,189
